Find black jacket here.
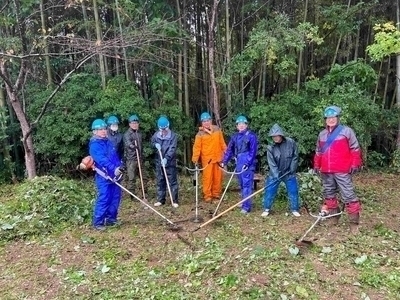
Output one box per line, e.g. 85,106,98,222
267,124,298,178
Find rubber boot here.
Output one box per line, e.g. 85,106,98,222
348,213,360,235
328,207,341,226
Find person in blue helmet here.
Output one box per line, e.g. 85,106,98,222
221,115,258,214
123,114,147,200
107,115,124,159
262,124,300,217
89,119,123,230
151,116,179,208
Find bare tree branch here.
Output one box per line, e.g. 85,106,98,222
28,53,96,132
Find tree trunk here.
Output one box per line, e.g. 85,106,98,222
0,86,17,182
296,0,308,94
396,0,400,149
0,62,36,179
208,0,221,127
40,0,52,86
115,0,129,80
93,0,106,88
224,0,232,115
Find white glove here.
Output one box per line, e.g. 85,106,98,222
161,158,167,167
114,167,122,177
155,143,161,150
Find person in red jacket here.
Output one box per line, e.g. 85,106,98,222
314,105,362,234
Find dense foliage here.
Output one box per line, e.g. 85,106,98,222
0,176,94,241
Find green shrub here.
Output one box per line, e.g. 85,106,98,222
0,176,94,241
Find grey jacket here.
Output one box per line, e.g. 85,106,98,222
123,129,143,161
151,129,178,167
267,124,298,178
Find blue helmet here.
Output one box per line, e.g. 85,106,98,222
324,106,341,118
107,115,119,125
157,116,170,129
128,114,139,123
200,112,211,121
91,119,107,130
236,115,248,124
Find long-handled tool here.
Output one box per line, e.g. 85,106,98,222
134,140,148,208
295,202,344,247
212,164,246,217
185,160,211,223
155,144,175,207
93,166,180,230
193,171,290,232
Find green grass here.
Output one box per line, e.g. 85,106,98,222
0,172,399,299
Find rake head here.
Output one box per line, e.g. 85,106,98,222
294,239,314,247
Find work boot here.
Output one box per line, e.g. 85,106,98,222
328,207,341,226
348,213,360,235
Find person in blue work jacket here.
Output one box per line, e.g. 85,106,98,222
151,116,179,208
262,124,300,217
89,119,124,230
221,115,258,214
107,115,124,159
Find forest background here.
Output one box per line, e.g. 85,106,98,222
0,0,400,182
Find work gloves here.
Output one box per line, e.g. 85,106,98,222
161,158,167,167
155,143,161,151
129,144,138,150
350,166,360,174
114,167,123,177
242,164,248,171
313,168,321,175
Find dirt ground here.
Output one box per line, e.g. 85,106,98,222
0,172,399,299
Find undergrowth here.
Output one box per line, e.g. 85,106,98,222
0,176,94,241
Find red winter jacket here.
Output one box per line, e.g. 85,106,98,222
313,125,362,173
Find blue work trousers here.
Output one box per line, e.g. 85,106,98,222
263,175,300,212
156,164,179,204
93,175,122,226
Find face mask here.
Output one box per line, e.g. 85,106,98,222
110,124,119,132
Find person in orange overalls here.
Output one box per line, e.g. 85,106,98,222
192,112,227,203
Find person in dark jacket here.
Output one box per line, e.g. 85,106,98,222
89,119,123,230
123,114,147,200
314,105,362,234
107,115,124,160
221,115,258,214
262,124,300,217
151,116,179,208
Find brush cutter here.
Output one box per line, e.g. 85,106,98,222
212,164,246,217
134,140,148,209
294,202,344,247
155,144,176,207
185,159,211,223
193,171,290,232
93,166,181,231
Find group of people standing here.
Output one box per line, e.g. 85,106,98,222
88,105,362,234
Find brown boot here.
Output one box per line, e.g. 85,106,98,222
328,208,341,226
348,213,360,235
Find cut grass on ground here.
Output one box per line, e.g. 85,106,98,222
0,172,399,299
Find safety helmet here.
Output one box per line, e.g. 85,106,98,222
200,112,211,121
91,119,107,130
157,116,170,129
107,115,119,125
236,115,248,124
324,106,341,118
128,114,139,123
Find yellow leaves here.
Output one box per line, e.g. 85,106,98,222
373,22,397,33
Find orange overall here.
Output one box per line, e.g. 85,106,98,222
192,125,227,202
